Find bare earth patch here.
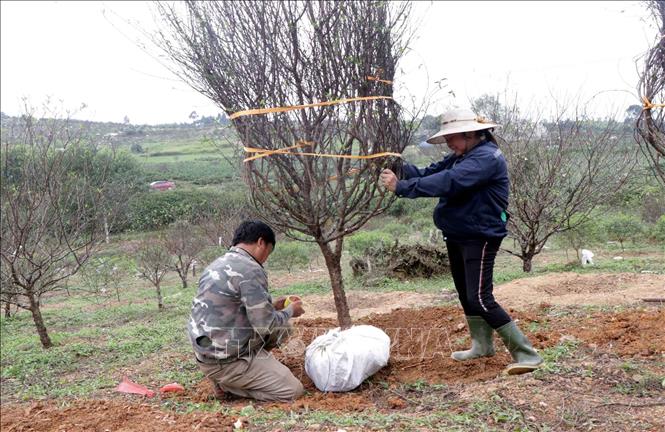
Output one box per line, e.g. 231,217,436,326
0,400,236,432
268,269,328,289
495,272,665,308
293,290,444,320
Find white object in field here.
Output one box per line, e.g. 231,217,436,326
581,249,594,266
613,256,624,261
304,325,390,392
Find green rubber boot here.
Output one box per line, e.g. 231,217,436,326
451,316,496,361
496,321,543,375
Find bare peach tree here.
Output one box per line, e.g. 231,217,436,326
636,0,665,185
473,95,636,272
164,221,206,288
153,1,420,327
199,194,254,248
135,239,171,310
0,105,119,348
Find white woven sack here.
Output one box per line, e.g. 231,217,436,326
304,325,390,392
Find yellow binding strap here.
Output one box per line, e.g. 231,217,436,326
243,145,401,163
642,96,665,110
242,141,313,162
367,75,393,84
230,96,393,120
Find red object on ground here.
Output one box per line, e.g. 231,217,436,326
115,377,155,397
149,180,175,191
160,383,185,393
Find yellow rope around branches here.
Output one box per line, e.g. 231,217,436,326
242,141,313,162
367,75,393,85
642,96,665,110
229,95,393,120
243,141,401,163
234,89,398,162
328,168,360,181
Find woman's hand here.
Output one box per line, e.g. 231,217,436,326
380,169,398,192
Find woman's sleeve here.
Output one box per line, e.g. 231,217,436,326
396,152,497,198
401,156,453,180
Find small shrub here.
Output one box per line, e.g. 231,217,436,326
79,257,123,302
558,213,607,259
198,246,228,268
640,186,665,224
604,213,645,251
127,189,243,231
267,241,312,273
130,143,144,154
346,230,394,257
385,198,435,218
653,215,665,242
382,222,410,237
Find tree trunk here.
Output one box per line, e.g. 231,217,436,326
318,241,352,329
522,256,533,272
104,216,110,244
179,271,188,289
156,282,164,310
4,301,10,318
28,293,52,348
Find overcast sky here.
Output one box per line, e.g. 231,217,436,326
0,1,656,124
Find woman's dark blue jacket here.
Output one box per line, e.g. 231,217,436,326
395,140,509,241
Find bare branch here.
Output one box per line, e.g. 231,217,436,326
635,1,665,184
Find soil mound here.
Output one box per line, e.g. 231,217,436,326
0,400,235,432
190,305,665,404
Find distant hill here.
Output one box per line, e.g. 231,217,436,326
0,111,232,148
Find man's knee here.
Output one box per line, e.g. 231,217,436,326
281,375,304,400
250,374,303,402
269,366,304,401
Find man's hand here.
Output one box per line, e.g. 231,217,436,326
380,169,398,192
274,296,305,317
273,296,287,311
289,300,305,318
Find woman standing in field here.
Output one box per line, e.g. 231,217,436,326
379,108,542,374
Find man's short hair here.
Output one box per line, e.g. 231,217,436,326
232,220,276,247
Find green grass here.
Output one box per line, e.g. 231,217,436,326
135,136,219,159
612,365,665,397
141,158,238,185
532,339,580,377
271,280,332,297
155,401,547,431
0,277,198,401
128,131,241,184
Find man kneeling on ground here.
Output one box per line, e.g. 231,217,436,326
188,220,305,401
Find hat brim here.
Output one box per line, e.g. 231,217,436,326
426,122,500,144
